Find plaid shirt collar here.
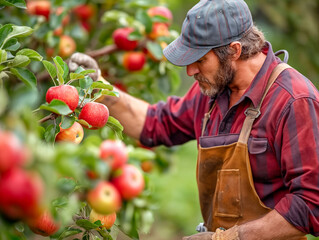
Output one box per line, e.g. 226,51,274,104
209,41,281,108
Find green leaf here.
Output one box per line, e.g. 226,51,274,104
101,90,119,97
17,48,43,61
0,49,7,64
136,9,152,33
0,24,13,48
77,119,92,129
69,72,85,81
40,99,72,115
55,228,82,240
10,55,30,68
91,81,113,90
44,124,58,143
129,30,143,41
52,196,69,208
105,116,123,139
53,56,65,85
10,67,36,88
54,56,69,81
79,69,95,75
43,60,57,81
79,76,93,90
57,177,77,194
61,115,75,129
146,41,163,60
2,38,20,51
76,219,99,230
0,0,26,9
1,25,33,48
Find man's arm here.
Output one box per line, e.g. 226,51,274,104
97,89,149,140
184,210,305,240
237,210,305,240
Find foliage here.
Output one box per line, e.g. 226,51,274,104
0,0,180,239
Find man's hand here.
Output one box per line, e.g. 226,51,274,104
68,52,101,81
182,232,214,240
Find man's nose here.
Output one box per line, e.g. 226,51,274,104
186,62,199,76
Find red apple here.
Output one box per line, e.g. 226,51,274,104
0,168,44,220
58,35,76,59
147,6,173,26
100,140,128,170
0,130,30,173
112,164,145,200
112,27,138,51
87,181,122,215
73,4,95,21
89,209,116,229
123,51,146,72
28,210,60,236
148,22,170,40
46,85,79,112
27,1,51,20
55,122,84,144
78,102,109,129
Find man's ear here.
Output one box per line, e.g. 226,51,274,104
229,41,242,60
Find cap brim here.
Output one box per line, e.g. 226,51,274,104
163,36,212,67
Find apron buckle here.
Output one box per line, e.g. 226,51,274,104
244,107,261,118
196,222,207,232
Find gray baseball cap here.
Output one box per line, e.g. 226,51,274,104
163,0,253,66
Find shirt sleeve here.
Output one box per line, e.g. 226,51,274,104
274,97,319,236
139,82,201,147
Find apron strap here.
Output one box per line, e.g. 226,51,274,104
238,63,291,144
201,102,216,137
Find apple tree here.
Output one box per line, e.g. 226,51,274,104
0,0,181,239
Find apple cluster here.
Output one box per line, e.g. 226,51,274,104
45,84,110,144
0,130,60,236
26,1,97,59
111,6,173,72
87,140,145,229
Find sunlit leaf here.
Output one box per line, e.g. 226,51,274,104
40,99,72,115
91,81,113,90
17,48,43,61
1,25,33,48
9,55,30,68
0,49,7,64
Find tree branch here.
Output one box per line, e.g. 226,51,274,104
38,113,58,124
86,44,118,59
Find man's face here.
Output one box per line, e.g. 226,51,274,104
187,51,235,97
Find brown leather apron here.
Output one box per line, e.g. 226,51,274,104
196,63,306,239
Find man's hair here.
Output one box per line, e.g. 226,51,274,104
213,25,266,62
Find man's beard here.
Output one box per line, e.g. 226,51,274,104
194,59,235,97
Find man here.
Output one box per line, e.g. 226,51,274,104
69,0,319,239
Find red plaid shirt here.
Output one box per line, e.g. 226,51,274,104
140,42,319,236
